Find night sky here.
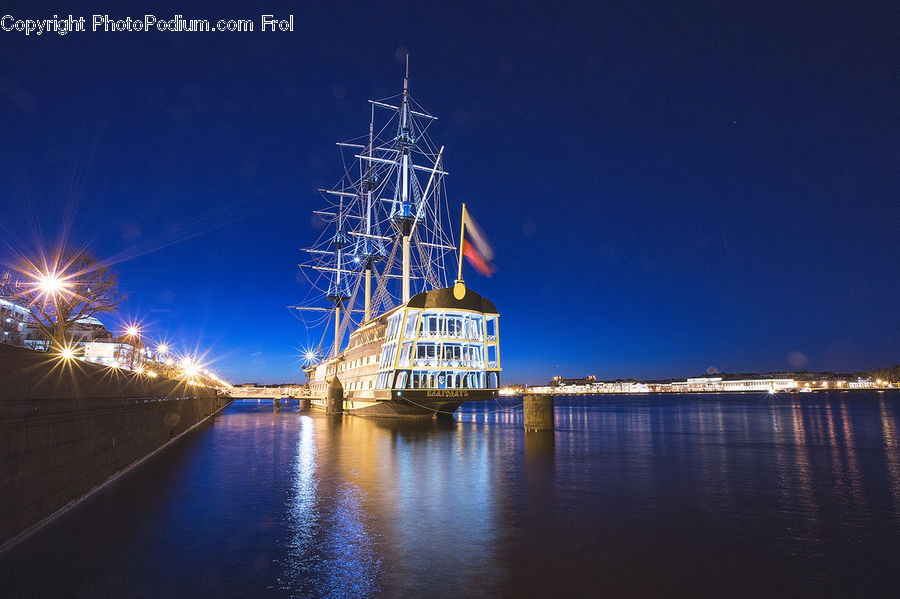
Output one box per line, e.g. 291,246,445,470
2,1,897,384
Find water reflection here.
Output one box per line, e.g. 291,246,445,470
840,401,864,507
879,399,900,529
278,415,319,593
275,413,504,597
3,395,900,597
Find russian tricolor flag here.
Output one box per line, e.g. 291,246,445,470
462,209,495,276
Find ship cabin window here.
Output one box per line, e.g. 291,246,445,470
488,372,499,389
386,313,403,340
469,315,483,340
485,316,497,341
412,370,480,389
380,343,398,369
415,342,439,365
468,345,483,365
487,345,498,367
420,313,443,337
442,344,463,366
403,310,420,338
398,341,413,367
394,371,409,389
412,372,429,389
444,313,465,338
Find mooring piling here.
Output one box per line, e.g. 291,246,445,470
524,394,554,431
326,377,344,416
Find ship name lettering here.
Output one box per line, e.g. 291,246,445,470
425,390,469,398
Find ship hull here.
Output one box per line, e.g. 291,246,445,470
310,388,499,418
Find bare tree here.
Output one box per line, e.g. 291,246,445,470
2,249,126,350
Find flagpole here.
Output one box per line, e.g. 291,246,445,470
456,203,466,284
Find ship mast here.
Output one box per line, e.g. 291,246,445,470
327,197,350,356
392,56,414,304
364,106,374,322
292,58,457,362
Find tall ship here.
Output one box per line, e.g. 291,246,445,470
291,65,501,418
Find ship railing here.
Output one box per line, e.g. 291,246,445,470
486,335,497,342
416,331,485,340
487,361,498,368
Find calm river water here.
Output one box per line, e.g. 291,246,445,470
4,392,900,597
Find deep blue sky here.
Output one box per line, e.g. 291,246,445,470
2,1,897,384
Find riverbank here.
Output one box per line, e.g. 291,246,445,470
0,344,232,552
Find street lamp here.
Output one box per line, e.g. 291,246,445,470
124,323,142,370
37,273,67,296
33,268,71,351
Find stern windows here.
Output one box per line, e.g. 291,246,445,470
421,314,443,337
445,314,464,338
487,345,498,368
398,341,413,367
403,310,421,338
485,316,497,341
469,315,484,340
386,313,403,340
442,344,463,367
415,342,439,366
394,371,409,389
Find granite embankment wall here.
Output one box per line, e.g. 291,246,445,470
0,344,231,550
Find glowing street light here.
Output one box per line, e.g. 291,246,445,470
123,322,143,370
60,347,75,360
157,343,169,355
36,272,68,297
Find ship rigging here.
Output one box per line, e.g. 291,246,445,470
290,62,501,418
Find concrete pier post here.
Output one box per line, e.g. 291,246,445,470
297,398,311,411
524,394,554,431
273,398,281,412
326,377,344,416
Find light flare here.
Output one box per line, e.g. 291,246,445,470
37,272,69,296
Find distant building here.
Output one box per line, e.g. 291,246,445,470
0,291,138,367
0,296,31,346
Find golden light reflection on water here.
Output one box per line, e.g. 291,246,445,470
280,415,317,592
279,413,503,596
824,402,849,503
788,402,822,548
839,402,864,507
878,399,900,529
